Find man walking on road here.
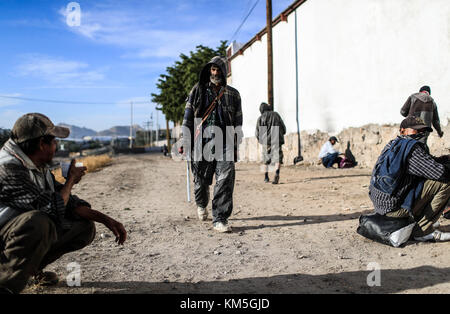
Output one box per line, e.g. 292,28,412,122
400,85,444,147
179,56,243,233
255,102,286,184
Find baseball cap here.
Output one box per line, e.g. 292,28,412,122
329,136,338,142
11,113,70,144
400,116,433,132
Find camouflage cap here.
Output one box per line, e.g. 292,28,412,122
11,113,70,143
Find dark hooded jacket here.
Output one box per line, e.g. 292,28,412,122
255,102,286,146
401,92,442,135
182,56,242,155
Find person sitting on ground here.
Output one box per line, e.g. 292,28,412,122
369,116,450,242
318,136,344,168
0,113,127,294
255,102,286,184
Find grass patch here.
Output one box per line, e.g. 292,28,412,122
53,154,112,183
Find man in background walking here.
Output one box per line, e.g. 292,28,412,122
401,85,444,147
255,102,286,184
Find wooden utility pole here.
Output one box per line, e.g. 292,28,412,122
266,0,274,108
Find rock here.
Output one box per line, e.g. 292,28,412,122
100,233,111,239
214,251,221,255
235,250,242,255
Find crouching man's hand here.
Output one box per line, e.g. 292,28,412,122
74,206,127,245
104,217,127,245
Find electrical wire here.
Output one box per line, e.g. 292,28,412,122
228,0,261,44
0,94,151,106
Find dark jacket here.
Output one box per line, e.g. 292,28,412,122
369,137,422,214
369,136,450,215
0,139,89,230
401,92,442,135
255,103,286,146
181,56,242,155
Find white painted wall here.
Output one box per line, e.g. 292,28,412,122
229,0,450,138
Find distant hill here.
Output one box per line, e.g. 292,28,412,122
58,123,97,139
57,123,145,139
97,125,143,137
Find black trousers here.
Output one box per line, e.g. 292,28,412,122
191,160,235,224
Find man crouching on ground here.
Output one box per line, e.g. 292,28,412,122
369,116,450,242
0,113,126,294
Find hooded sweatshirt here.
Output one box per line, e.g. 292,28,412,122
255,102,286,146
182,56,242,156
401,92,442,134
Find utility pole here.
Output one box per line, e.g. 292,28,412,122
129,101,133,149
150,113,153,147
266,0,274,108
156,109,159,143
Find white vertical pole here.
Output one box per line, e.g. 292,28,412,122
129,101,133,149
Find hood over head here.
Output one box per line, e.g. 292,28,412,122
412,92,434,103
199,56,228,86
259,102,273,114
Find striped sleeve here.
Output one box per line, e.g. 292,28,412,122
407,145,447,181
0,164,68,226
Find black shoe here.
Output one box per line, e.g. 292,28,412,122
444,210,450,219
264,176,270,183
272,175,279,185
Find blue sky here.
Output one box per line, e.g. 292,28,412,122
0,0,293,132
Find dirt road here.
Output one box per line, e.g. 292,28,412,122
25,154,450,294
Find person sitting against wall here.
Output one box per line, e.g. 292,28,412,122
318,136,344,168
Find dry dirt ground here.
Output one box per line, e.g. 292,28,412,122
24,153,450,294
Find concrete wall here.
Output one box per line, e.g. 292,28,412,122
238,121,450,168
229,0,450,139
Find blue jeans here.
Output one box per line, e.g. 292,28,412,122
322,153,339,168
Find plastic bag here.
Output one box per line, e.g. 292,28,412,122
357,213,416,247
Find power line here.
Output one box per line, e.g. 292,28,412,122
228,0,261,44
0,94,151,106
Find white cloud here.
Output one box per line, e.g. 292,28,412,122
58,4,241,60
16,54,106,87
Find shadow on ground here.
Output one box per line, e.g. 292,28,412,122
230,211,372,231
73,266,450,294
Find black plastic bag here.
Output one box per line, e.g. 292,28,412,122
357,213,416,247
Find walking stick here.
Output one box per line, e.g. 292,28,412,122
186,159,191,203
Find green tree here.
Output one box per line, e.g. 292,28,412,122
151,41,228,125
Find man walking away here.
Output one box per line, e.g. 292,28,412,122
400,85,444,147
255,102,286,184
